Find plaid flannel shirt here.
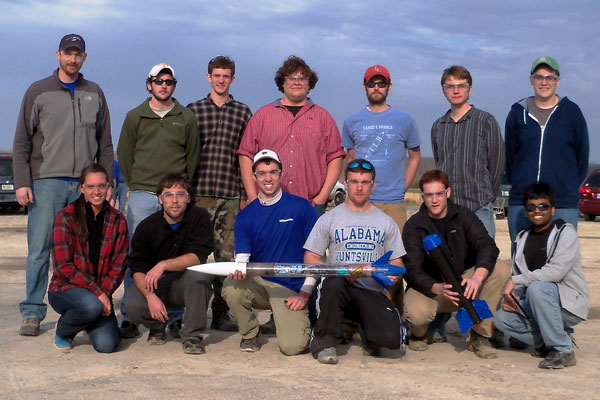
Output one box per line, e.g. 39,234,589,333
49,201,129,298
187,94,252,198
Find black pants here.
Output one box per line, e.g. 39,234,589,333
310,277,404,357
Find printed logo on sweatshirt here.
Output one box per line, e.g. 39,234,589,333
279,218,294,223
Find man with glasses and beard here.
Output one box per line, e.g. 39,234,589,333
124,174,213,354
117,63,199,338
495,182,589,369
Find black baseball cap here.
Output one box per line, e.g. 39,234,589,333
59,34,86,53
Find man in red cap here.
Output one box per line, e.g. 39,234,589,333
341,64,421,310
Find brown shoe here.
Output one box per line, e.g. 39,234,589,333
408,335,428,351
468,330,498,359
19,318,40,336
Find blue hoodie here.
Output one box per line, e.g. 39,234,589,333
505,96,589,208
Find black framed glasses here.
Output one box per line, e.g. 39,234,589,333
525,203,551,212
364,81,389,88
348,160,374,171
152,78,177,86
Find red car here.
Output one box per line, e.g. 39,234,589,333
579,170,600,221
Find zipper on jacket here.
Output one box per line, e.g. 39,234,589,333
526,105,559,182
71,91,77,176
78,98,82,123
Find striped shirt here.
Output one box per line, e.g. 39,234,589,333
187,94,252,198
238,99,346,202
431,106,505,211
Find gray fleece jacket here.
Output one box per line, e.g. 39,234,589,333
513,220,590,320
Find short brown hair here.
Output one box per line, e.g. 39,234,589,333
208,55,235,76
441,65,472,86
344,159,376,181
274,55,318,93
156,174,192,196
419,169,449,191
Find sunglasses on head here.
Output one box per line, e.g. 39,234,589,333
525,203,551,212
348,160,373,170
151,78,176,86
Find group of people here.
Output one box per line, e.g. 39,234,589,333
12,33,590,369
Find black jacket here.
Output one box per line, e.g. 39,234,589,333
402,200,499,297
129,206,214,288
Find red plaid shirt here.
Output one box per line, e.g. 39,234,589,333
49,202,129,298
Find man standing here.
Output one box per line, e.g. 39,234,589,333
342,64,421,231
223,150,317,355
505,56,589,243
124,174,214,354
187,56,252,331
402,170,510,359
238,55,345,216
431,65,504,238
304,159,406,364
117,63,199,336
13,34,113,336
495,182,589,369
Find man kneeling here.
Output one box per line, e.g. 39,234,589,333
125,174,214,354
495,182,590,369
402,170,510,359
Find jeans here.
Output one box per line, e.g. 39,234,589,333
508,206,579,253
20,178,80,320
120,190,183,325
474,202,496,239
49,287,121,353
494,281,582,353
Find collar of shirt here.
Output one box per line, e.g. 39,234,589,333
440,105,475,124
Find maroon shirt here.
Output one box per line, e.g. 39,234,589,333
238,99,345,202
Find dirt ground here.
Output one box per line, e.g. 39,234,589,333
1,211,599,399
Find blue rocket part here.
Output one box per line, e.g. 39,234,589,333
386,264,406,275
455,299,494,333
370,251,406,288
423,234,442,252
372,251,392,267
372,271,394,287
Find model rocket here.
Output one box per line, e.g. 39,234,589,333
188,251,405,287
423,233,494,333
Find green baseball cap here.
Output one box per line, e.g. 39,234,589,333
531,56,560,76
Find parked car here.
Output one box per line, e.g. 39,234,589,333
494,175,510,218
0,154,19,209
579,170,600,221
328,181,346,206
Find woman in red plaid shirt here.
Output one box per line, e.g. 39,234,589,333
48,164,129,352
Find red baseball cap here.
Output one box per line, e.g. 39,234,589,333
364,65,391,82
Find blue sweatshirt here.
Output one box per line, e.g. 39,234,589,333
505,96,589,208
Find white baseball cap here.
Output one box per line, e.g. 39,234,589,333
253,149,281,167
148,63,175,78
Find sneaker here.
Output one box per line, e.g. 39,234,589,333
532,345,551,358
259,314,277,335
182,337,205,355
317,347,338,364
53,333,72,352
408,335,428,351
424,329,447,344
509,337,528,350
168,319,182,338
211,312,238,331
538,349,576,369
240,335,260,352
468,331,498,359
120,321,140,339
19,318,40,336
147,329,167,345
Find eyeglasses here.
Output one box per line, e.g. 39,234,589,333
531,74,558,83
364,81,389,89
422,189,448,199
443,83,470,92
348,160,374,171
346,179,373,186
525,203,551,212
61,50,85,60
82,183,109,191
152,78,177,86
285,75,309,84
160,191,189,201
254,169,281,178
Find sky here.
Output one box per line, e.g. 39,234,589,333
1,0,598,162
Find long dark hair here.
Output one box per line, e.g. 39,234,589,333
73,164,109,247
